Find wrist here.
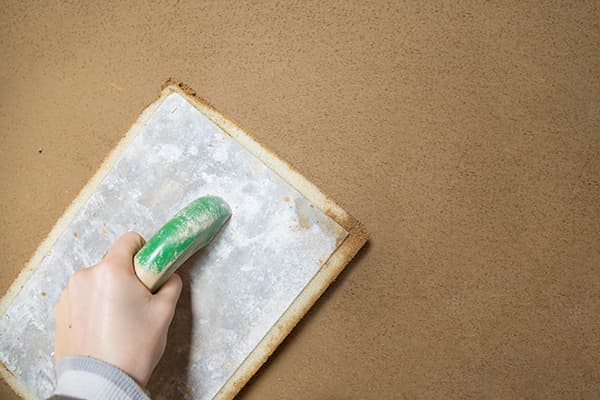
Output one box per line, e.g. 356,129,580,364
55,356,149,400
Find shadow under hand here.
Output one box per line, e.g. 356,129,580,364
147,266,194,399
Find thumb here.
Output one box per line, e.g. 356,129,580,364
154,273,183,307
103,231,146,273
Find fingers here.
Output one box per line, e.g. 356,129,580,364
154,273,182,307
103,232,145,274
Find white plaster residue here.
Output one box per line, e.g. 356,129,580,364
213,147,228,163
156,143,183,160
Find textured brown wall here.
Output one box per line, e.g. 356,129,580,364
1,1,599,399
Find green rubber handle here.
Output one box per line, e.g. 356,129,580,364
134,196,232,293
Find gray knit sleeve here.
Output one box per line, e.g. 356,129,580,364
51,356,149,400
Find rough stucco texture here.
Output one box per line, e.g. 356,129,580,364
1,1,599,399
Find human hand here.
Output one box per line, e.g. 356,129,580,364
54,232,182,386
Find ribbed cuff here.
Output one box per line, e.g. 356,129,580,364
54,356,149,400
